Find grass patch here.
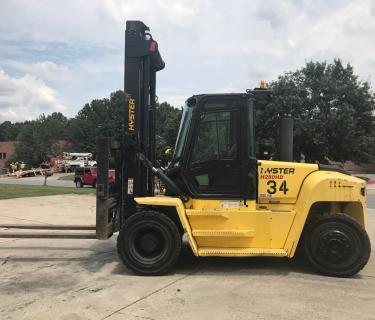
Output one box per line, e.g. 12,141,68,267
0,184,95,200
57,174,75,181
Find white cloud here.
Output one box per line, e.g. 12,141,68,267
0,0,204,47
0,0,374,122
3,60,73,86
0,69,66,122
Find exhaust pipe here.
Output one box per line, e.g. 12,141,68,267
279,116,293,162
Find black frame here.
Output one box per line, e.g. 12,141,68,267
186,99,242,197
120,21,165,223
96,21,165,234
174,94,258,200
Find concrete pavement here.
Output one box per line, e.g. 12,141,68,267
0,194,374,320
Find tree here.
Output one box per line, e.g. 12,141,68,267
155,102,182,162
13,112,69,166
0,121,24,141
257,60,375,163
13,121,43,165
67,91,124,155
68,93,181,162
4,91,182,166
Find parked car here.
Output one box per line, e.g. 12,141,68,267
74,166,114,188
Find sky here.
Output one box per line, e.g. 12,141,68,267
0,0,374,122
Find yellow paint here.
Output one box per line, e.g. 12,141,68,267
128,98,135,131
198,247,287,257
258,160,318,204
134,161,367,259
186,201,295,249
283,170,366,256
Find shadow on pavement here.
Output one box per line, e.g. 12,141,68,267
110,241,319,277
2,238,364,279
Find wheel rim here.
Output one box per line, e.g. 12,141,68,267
310,222,361,270
317,230,353,263
129,224,169,264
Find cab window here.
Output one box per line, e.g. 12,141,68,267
192,111,238,164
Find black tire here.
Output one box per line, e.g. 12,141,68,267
303,213,371,277
117,211,181,276
75,179,83,188
92,180,96,188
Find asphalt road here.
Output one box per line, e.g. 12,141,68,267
368,193,375,209
0,195,374,320
0,173,79,188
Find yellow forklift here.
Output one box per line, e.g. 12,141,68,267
1,21,370,277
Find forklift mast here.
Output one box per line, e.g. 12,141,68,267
123,20,165,200
123,20,164,196
96,21,165,239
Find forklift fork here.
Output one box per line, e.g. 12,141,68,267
0,137,118,240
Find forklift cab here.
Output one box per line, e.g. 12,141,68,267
168,92,271,201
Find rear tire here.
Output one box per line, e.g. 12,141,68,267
117,211,181,276
303,213,371,277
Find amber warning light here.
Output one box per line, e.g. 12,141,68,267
259,80,266,89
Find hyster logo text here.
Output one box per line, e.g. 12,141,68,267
260,167,295,174
128,98,135,131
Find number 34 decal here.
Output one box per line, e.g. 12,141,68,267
267,180,289,195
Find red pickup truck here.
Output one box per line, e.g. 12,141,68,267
74,166,114,188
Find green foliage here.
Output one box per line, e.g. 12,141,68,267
257,60,375,163
10,91,125,164
9,90,181,164
0,121,24,141
68,91,124,155
13,112,69,166
156,102,182,163
0,184,95,200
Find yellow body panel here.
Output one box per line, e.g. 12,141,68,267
258,160,318,204
284,170,367,256
135,161,367,258
186,199,295,249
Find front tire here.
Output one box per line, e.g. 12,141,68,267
303,213,371,277
117,211,181,276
